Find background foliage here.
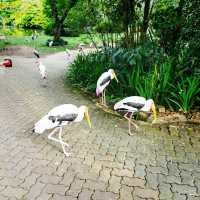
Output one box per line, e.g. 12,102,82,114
67,0,200,112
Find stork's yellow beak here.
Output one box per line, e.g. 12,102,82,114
85,109,92,128
113,71,119,83
151,103,157,122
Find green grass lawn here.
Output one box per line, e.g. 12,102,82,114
2,34,93,54
0,40,7,50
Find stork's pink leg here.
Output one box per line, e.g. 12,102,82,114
104,90,107,106
124,112,139,135
58,127,70,157
48,127,69,147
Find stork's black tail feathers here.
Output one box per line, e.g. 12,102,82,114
33,50,40,58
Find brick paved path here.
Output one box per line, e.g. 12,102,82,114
0,51,200,200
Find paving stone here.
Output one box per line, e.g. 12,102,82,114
116,151,126,163
148,166,168,175
99,167,111,183
39,175,62,184
36,191,52,200
107,176,121,193
77,169,99,181
0,195,8,200
194,179,200,193
112,168,134,177
172,184,197,195
0,177,23,187
83,180,107,191
173,192,187,200
180,170,194,186
158,174,182,184
60,173,76,187
167,162,180,177
124,157,136,170
0,185,6,192
1,186,27,199
133,187,159,199
78,189,93,200
25,182,45,199
69,178,84,191
122,177,145,187
119,185,133,200
101,161,123,169
21,173,41,190
187,196,200,200
146,172,159,189
158,182,173,199
93,191,119,200
52,194,77,200
134,164,146,179
45,184,67,196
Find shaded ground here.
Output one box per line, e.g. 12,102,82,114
0,47,200,200
0,45,36,57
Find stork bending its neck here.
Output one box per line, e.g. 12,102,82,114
33,104,92,156
114,96,157,135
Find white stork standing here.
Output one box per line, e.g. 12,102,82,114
36,60,47,80
33,50,47,84
114,96,157,135
96,69,118,106
33,49,40,59
49,41,54,47
33,104,92,156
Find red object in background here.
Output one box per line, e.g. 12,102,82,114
0,59,12,67
3,59,12,67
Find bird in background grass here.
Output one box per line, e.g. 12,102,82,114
114,96,157,135
96,69,118,106
33,104,92,156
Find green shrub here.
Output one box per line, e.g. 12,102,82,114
169,76,200,112
67,46,199,111
0,40,7,50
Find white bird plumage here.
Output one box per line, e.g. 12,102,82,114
114,96,157,135
33,104,92,156
96,69,118,106
36,61,47,79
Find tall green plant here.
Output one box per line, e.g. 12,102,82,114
169,76,200,112
135,65,158,99
156,59,172,104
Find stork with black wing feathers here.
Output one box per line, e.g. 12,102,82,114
96,69,118,106
114,96,157,135
33,104,92,156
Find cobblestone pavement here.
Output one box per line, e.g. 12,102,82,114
0,51,200,200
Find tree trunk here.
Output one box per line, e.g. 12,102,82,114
48,0,78,43
142,0,151,39
53,21,63,42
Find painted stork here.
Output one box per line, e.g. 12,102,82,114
96,69,118,106
33,104,92,156
78,43,85,53
114,96,157,135
35,60,47,81
33,50,40,59
49,41,53,47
